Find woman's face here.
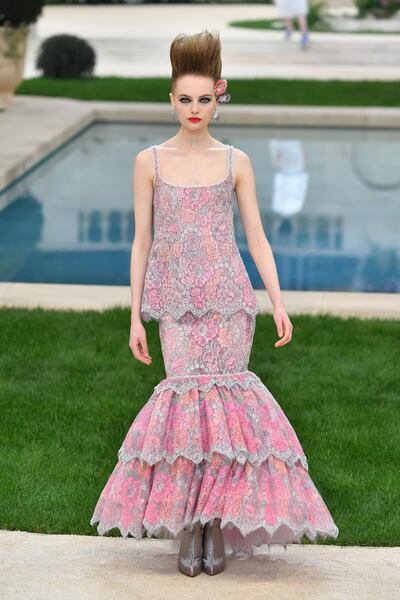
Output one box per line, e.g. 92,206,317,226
169,74,218,128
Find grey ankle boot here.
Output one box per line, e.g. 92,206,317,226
202,518,225,575
177,521,203,577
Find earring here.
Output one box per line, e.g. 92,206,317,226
212,109,219,121
171,108,180,123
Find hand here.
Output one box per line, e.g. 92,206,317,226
273,306,293,348
129,320,152,365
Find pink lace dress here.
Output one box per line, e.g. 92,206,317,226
90,144,339,557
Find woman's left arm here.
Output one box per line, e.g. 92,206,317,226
234,148,293,347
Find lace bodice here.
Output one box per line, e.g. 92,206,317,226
140,143,261,322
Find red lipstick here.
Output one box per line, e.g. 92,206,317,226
188,117,202,122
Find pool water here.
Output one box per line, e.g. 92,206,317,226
0,122,399,293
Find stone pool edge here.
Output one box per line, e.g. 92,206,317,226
0,282,398,320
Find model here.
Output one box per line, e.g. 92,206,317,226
90,29,339,577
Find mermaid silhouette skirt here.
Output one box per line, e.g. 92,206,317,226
90,309,339,557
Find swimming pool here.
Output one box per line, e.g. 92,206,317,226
0,121,399,293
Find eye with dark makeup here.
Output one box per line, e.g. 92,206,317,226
179,97,211,103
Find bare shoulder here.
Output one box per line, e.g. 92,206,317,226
134,146,153,166
232,147,253,186
133,146,154,182
232,146,251,165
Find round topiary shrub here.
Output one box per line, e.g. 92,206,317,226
36,34,96,78
0,0,44,28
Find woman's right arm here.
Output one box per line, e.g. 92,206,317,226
129,148,154,365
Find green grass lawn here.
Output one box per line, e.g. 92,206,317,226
0,307,399,545
16,76,400,107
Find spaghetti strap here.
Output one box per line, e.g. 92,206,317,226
151,144,159,182
227,144,233,182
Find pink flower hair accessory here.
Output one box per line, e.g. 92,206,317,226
214,78,231,103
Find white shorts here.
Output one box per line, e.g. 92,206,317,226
275,0,309,18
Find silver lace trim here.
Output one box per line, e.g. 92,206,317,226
90,514,339,544
141,302,260,322
117,445,308,470
152,370,265,395
151,143,233,188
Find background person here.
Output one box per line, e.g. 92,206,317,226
275,0,310,49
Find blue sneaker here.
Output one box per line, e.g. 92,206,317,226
284,28,293,40
300,31,309,49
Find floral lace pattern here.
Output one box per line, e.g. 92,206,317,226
90,145,339,555
89,453,339,557
90,308,339,556
140,144,260,322
116,375,309,469
117,310,308,470
159,308,256,377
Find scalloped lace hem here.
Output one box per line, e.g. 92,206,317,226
152,370,265,395
117,369,309,469
89,514,339,555
141,303,260,322
117,446,309,471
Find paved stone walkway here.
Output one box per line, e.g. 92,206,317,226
24,5,400,81
0,530,399,600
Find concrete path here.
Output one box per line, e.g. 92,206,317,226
0,281,399,320
24,5,400,82
0,530,399,600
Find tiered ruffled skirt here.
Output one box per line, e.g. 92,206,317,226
90,309,339,557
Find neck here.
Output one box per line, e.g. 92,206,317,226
171,129,218,151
